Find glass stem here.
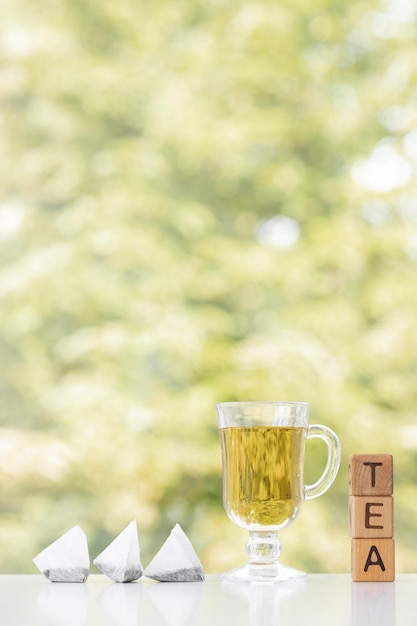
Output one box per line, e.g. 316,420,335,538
246,531,281,566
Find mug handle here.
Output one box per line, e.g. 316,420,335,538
305,424,341,500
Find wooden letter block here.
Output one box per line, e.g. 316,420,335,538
349,454,393,496
349,496,393,538
349,453,395,581
351,538,395,582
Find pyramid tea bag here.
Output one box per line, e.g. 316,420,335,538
94,520,143,583
143,523,204,582
33,525,90,583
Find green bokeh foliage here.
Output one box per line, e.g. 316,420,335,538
1,0,417,573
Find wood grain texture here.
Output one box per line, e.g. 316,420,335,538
349,495,393,538
348,454,393,496
351,538,395,582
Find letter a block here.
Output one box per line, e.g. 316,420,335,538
349,454,394,582
351,539,395,582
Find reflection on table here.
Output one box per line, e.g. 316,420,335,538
0,573,410,626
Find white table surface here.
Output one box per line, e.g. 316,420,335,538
0,573,415,626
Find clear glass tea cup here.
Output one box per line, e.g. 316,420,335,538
216,401,341,582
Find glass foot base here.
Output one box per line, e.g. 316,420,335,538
221,562,306,583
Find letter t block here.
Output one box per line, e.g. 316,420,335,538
349,454,394,582
349,454,393,496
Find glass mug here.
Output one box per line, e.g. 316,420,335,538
216,401,341,582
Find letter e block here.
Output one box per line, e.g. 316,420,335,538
348,454,393,496
349,496,393,538
351,538,395,582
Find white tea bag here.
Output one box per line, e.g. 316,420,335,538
143,523,204,582
93,520,143,583
33,525,90,583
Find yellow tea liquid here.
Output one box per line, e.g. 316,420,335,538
220,426,306,530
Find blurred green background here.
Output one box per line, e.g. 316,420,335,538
1,0,417,574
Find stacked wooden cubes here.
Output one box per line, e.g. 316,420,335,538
349,454,395,582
